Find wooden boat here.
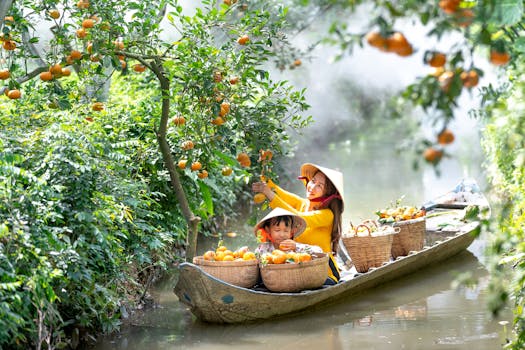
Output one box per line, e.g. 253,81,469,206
173,179,489,324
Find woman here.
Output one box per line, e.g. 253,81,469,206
252,163,344,284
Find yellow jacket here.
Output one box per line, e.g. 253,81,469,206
268,180,341,282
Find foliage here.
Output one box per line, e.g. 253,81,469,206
0,0,310,348
481,69,525,349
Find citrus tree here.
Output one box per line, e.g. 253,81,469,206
0,0,310,347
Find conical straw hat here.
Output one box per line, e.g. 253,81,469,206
300,163,345,209
253,207,307,239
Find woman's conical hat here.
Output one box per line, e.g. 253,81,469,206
253,207,307,239
300,163,345,209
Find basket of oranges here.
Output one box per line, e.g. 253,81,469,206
192,245,259,288
259,250,328,292
342,220,398,273
376,205,426,259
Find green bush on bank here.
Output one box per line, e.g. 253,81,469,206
481,73,525,349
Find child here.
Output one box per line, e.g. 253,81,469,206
254,207,322,255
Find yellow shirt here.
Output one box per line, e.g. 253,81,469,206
268,180,341,282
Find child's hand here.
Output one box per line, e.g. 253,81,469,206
278,239,296,252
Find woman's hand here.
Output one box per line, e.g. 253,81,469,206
278,239,296,252
252,181,275,201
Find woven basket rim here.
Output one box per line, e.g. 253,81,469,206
392,216,426,226
259,254,328,270
193,256,258,267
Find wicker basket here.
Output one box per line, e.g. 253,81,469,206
342,224,397,273
192,256,259,288
260,253,328,292
391,217,426,259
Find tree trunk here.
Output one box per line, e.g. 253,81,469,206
151,59,200,262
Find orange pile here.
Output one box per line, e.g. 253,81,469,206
260,249,312,265
376,206,426,223
202,245,256,262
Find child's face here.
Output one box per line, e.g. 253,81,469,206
269,221,292,246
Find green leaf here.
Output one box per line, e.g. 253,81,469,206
514,37,525,53
198,181,213,216
490,0,523,25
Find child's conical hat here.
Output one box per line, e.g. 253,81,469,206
253,207,307,239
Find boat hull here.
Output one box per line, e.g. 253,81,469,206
174,221,479,323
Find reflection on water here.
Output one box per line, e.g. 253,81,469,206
92,251,512,350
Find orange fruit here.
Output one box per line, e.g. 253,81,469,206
2,40,16,51
82,18,95,28
76,28,87,39
177,159,187,169
216,245,228,252
214,251,226,261
427,52,446,67
460,70,479,88
61,68,71,77
221,166,233,176
211,116,225,126
437,129,455,145
293,59,302,66
7,89,21,99
223,254,235,261
89,54,101,62
49,64,62,75
243,251,256,260
253,193,266,204
49,9,60,19
119,60,126,69
77,0,90,9
133,64,146,72
439,0,460,14
197,170,208,179
181,140,194,150
365,31,387,49
4,16,14,23
190,161,202,171
386,32,411,55
236,152,251,167
271,251,287,264
220,101,230,116
70,50,83,60
92,102,104,111
259,149,273,161
298,252,312,262
261,253,274,264
490,50,510,66
172,116,186,126
0,69,10,80
423,147,443,164
86,42,93,53
438,71,455,92
40,71,53,81
237,35,250,45
203,250,216,261
114,40,125,50
229,76,239,85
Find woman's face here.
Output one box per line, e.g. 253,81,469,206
306,172,326,200
269,221,292,245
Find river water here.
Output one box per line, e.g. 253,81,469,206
91,11,513,348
